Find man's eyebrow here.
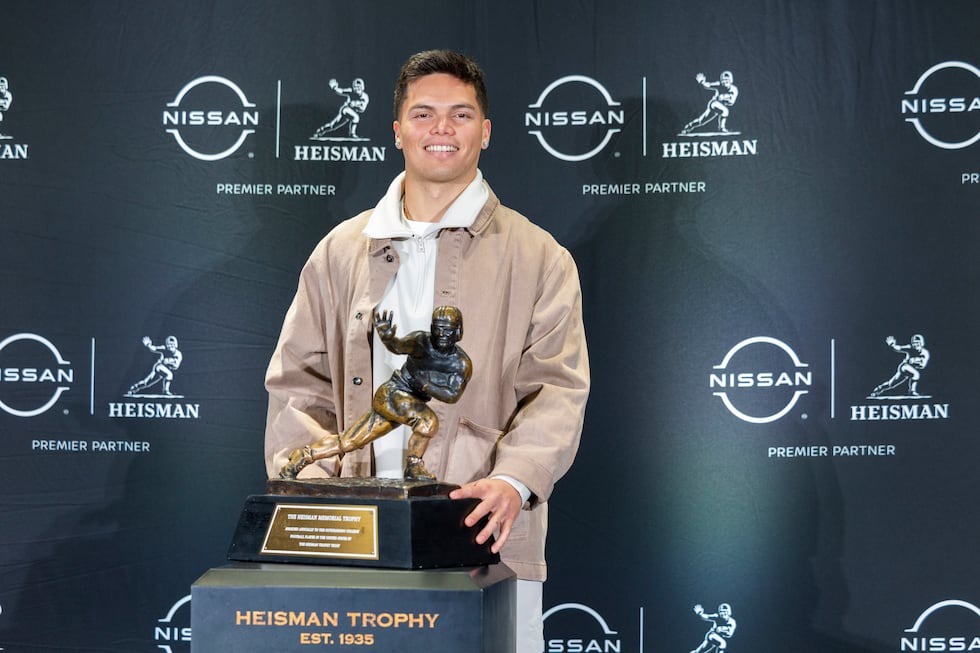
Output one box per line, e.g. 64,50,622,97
406,102,477,112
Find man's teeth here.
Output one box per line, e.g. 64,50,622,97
426,145,458,152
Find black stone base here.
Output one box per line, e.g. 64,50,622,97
227,479,499,569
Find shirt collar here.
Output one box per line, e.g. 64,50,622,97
362,170,489,239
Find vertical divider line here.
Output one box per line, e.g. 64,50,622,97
830,338,836,419
642,77,648,157
639,606,644,653
90,338,96,415
276,80,282,159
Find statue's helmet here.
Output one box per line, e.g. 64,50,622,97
431,306,463,338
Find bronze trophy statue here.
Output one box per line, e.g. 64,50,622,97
279,306,473,482
229,305,496,569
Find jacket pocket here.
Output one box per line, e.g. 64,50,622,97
443,418,502,484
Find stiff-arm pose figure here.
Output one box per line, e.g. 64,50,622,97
280,307,471,481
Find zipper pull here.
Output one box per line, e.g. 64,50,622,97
414,234,425,253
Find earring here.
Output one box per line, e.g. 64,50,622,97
395,139,402,148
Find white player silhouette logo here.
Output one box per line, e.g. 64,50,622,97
126,336,183,398
312,77,369,141
681,71,739,136
690,603,736,653
0,77,13,139
869,334,931,399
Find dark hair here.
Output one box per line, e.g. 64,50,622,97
393,50,489,119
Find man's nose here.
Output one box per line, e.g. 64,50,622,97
432,114,454,134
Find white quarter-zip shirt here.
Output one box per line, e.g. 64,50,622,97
362,171,489,477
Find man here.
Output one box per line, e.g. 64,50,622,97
265,49,590,652
278,307,473,481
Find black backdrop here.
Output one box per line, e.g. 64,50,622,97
2,1,979,652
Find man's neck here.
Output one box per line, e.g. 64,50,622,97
402,175,474,224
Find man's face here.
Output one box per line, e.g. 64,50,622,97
393,73,491,188
430,318,460,352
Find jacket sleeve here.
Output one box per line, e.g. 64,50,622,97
264,250,340,478
491,248,590,505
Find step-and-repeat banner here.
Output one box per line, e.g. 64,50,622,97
2,1,978,651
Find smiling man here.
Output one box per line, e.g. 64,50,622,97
265,50,590,653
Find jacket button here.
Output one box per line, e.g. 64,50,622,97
353,377,363,385
386,254,394,262
355,312,363,320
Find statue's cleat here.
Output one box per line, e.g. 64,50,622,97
279,446,314,479
404,455,436,481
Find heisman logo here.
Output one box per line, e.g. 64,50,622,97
850,334,948,421
126,336,183,398
868,334,930,400
663,70,757,159
0,75,28,160
107,336,199,419
311,77,370,141
689,603,737,653
681,71,740,136
0,76,13,138
292,75,386,162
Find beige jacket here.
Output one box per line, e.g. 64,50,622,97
265,185,590,580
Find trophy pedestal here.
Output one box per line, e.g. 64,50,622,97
190,562,516,653
227,478,499,569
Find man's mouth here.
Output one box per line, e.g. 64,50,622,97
425,145,458,153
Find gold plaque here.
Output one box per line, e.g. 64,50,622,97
260,503,379,560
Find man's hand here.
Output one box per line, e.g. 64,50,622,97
450,478,522,554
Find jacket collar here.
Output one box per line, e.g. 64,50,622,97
467,185,500,236
362,170,490,240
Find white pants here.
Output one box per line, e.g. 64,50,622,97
516,579,543,653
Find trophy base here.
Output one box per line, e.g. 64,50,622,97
265,476,461,499
227,478,500,569
191,562,516,653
